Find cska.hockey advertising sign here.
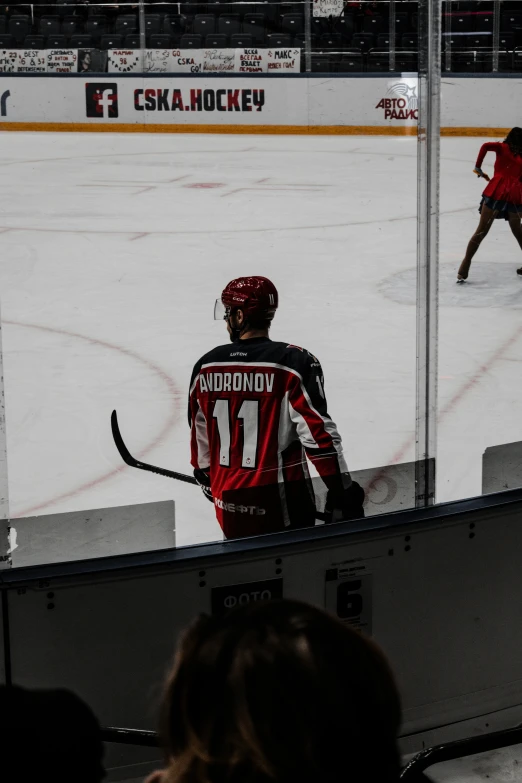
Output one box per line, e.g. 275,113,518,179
375,82,418,121
134,87,266,113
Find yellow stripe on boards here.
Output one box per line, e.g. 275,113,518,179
440,127,510,137
0,122,417,134
0,122,511,136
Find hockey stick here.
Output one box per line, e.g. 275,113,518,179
111,409,330,522
111,410,197,485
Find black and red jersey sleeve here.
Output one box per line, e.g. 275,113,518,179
286,348,350,485
188,358,210,471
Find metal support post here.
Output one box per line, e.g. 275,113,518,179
139,0,146,72
492,0,501,73
416,0,441,507
304,0,312,73
389,0,396,72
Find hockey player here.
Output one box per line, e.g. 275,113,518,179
188,276,364,539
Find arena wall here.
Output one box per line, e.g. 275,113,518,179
0,75,517,135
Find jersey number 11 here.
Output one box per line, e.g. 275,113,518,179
213,399,259,469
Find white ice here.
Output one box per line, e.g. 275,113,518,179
0,131,521,549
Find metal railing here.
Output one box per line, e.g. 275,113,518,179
101,726,159,747
101,721,522,777
401,725,522,782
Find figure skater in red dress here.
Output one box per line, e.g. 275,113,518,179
457,127,522,283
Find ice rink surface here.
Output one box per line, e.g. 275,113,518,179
0,131,521,548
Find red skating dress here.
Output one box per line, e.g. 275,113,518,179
476,142,522,219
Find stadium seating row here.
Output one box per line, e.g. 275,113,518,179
0,10,422,44
443,10,522,33
3,9,522,44
0,29,519,54
1,13,307,41
315,47,522,73
0,31,297,48
2,3,522,72
5,13,520,49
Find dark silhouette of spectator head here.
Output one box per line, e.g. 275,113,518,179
0,685,105,783
158,599,401,783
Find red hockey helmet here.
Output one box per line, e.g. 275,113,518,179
214,276,279,322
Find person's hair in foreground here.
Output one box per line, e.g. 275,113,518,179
0,685,105,783
157,599,402,783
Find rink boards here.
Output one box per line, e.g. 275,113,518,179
2,489,522,777
0,74,518,135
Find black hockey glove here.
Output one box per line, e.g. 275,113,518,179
194,468,213,503
325,480,365,523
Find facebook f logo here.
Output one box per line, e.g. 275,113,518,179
85,83,119,118
1,90,10,117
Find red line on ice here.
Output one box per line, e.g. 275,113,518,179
388,321,522,466
4,320,182,518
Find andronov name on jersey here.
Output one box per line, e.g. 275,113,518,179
199,371,275,393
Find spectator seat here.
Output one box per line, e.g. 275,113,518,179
218,15,241,37
282,14,303,37
100,34,123,49
40,17,61,37
230,33,253,46
338,51,363,71
243,14,265,44
311,56,329,72
115,15,137,35
46,34,68,47
205,33,228,47
144,15,162,35
124,33,140,47
180,33,203,47
193,15,216,36
23,35,45,49
149,34,172,47
70,34,93,47
362,14,384,34
9,16,31,43
351,32,374,53
266,32,292,46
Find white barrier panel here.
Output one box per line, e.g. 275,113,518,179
0,75,520,130
10,500,176,567
0,76,307,126
482,441,522,494
309,75,419,128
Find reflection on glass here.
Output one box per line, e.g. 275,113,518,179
0,0,425,556
457,129,522,284
439,1,522,504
